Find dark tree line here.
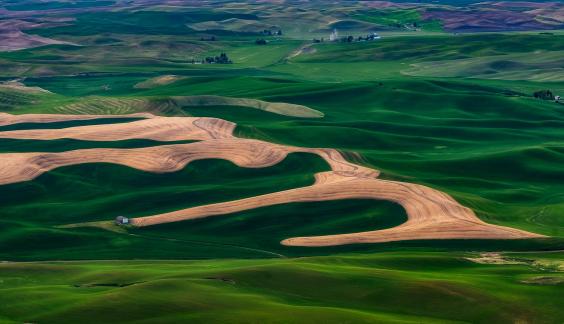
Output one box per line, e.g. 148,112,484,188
534,90,554,100
314,33,380,44
200,36,217,41
260,29,282,36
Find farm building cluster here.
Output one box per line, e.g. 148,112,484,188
313,29,381,43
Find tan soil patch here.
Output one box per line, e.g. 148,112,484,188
134,75,184,89
0,138,372,185
58,221,126,233
0,112,155,127
521,276,564,285
287,44,317,60
0,116,235,141
0,29,73,52
54,96,322,118
0,81,52,94
467,253,564,272
172,95,324,118
132,171,542,246
55,97,177,115
188,18,279,33
0,113,545,246
465,253,528,265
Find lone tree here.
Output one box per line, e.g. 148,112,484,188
534,90,554,100
255,39,267,45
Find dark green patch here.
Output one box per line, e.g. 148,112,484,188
0,117,144,132
0,138,195,153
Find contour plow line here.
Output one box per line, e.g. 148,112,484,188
0,113,545,246
132,172,542,246
0,116,236,141
0,139,374,186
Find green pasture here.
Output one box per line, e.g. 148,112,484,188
352,9,443,32
1,30,564,241
0,252,562,323
1,4,564,322
1,31,564,246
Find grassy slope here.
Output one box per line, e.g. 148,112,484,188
1,31,562,245
0,252,562,323
352,9,443,32
1,32,563,244
138,76,564,239
1,7,564,322
1,152,358,260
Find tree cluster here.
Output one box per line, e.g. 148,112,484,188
255,39,268,45
260,29,282,36
389,22,419,30
204,53,232,64
356,33,380,41
314,33,380,44
200,36,217,41
534,90,554,100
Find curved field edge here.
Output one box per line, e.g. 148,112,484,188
0,152,331,224
0,198,410,260
0,92,324,119
170,95,324,118
0,149,555,260
0,113,545,246
0,252,562,323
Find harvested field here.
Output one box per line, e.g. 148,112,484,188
521,276,564,285
0,112,154,127
0,29,71,51
188,18,278,33
172,95,324,118
55,97,176,115
465,252,528,265
287,44,317,60
55,96,322,118
0,116,235,141
134,75,184,89
132,171,542,246
422,9,558,32
0,139,371,185
0,113,545,246
0,81,52,94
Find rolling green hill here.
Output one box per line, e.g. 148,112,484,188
0,252,562,323
1,1,563,322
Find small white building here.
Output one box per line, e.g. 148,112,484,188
115,216,130,225
329,29,339,41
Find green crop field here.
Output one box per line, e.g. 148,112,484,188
0,0,563,322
